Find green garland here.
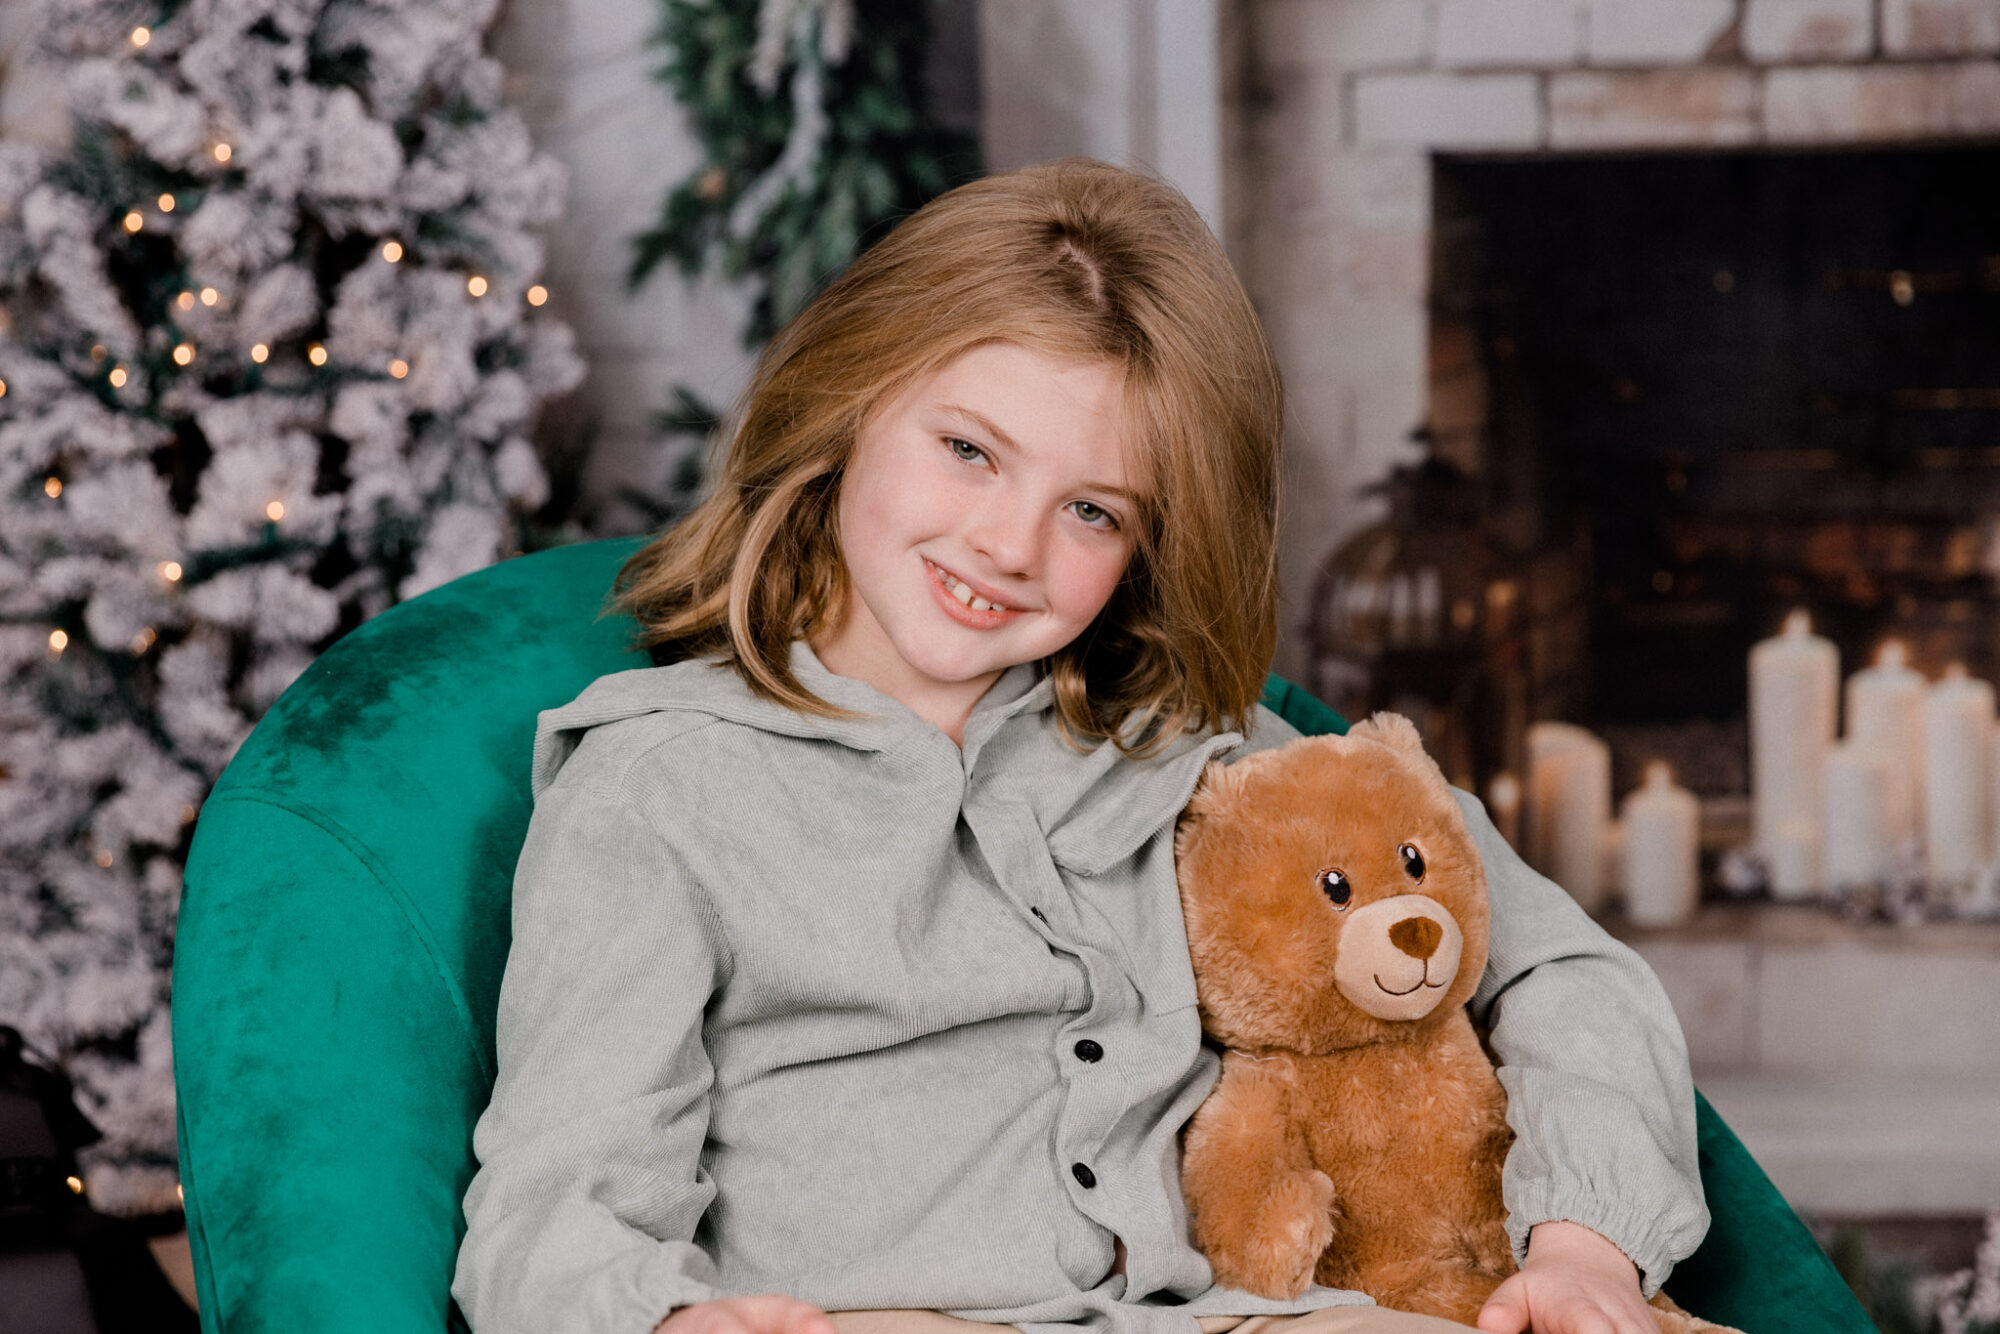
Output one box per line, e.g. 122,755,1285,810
634,0,980,348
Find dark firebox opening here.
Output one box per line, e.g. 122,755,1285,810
1434,146,2000,761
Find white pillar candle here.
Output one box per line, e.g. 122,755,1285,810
1923,664,1994,886
1845,640,1926,848
1526,722,1612,913
1823,740,1891,891
1621,762,1700,927
1749,609,1837,898
1486,771,1522,850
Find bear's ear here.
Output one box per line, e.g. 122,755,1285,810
1347,712,1427,756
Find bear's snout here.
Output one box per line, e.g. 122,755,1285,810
1389,916,1442,960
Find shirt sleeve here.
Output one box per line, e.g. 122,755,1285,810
1454,787,1710,1296
452,775,729,1334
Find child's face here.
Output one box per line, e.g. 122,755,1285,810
817,340,1137,729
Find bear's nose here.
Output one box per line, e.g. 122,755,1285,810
1389,916,1442,960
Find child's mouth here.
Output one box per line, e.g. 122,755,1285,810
925,558,1024,623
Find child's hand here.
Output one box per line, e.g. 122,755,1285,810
654,1295,837,1334
1476,1221,1655,1334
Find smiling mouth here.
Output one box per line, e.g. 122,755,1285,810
925,558,1021,613
1373,973,1448,997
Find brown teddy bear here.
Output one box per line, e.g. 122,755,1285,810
1174,714,1730,1332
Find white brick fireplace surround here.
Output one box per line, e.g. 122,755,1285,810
983,0,2000,1221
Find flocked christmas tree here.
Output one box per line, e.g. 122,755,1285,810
0,0,583,1212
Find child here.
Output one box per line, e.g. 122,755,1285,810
452,161,1708,1334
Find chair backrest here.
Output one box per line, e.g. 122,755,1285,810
174,538,652,1331
172,536,1868,1334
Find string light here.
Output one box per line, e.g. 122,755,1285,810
200,286,218,306
44,477,60,498
0,377,6,399
159,560,183,582
381,240,403,263
466,275,488,297
90,344,106,362
47,629,66,653
130,25,150,47
266,499,286,521
388,358,409,379
108,367,128,388
212,143,232,164
172,342,195,366
250,343,269,363
180,804,198,825
95,848,115,868
123,211,143,233
307,343,327,366
158,193,176,213
131,627,156,654
526,284,548,307
177,291,195,311
66,1176,84,1195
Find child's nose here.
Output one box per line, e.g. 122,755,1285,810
967,503,1042,576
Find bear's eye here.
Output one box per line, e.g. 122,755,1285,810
1398,842,1426,883
1316,868,1352,909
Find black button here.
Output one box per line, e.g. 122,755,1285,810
1071,1162,1097,1189
1073,1039,1104,1063
1030,906,1048,922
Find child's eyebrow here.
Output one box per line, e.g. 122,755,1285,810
938,403,1136,501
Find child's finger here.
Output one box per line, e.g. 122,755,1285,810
726,1294,835,1334
1475,1274,1532,1334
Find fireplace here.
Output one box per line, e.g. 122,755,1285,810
1403,145,2000,794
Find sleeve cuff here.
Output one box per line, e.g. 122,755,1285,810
1502,1186,1711,1298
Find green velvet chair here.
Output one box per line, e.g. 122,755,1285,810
173,537,1870,1334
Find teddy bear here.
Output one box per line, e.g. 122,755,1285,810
1174,713,1732,1332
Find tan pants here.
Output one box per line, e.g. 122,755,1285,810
830,1306,1473,1334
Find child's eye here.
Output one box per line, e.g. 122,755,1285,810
945,437,988,465
1068,500,1119,530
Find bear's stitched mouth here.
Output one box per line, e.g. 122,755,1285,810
1372,972,1448,997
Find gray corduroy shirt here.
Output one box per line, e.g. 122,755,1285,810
452,643,1708,1334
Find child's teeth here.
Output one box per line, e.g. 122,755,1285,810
952,580,974,606
969,596,994,611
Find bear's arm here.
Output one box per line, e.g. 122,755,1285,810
1451,787,1709,1299
1182,1054,1336,1301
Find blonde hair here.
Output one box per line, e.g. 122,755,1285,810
611,158,1283,755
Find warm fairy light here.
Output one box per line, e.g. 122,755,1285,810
90,344,106,362
48,629,67,653
266,499,286,521
466,274,488,297
172,342,195,366
108,367,128,388
43,477,60,498
388,358,409,379
307,343,327,366
123,211,143,233
526,284,548,307
212,142,232,164
381,240,403,263
66,1175,84,1195
250,343,269,363
159,560,183,582
158,193,176,213
0,378,6,400
130,26,150,47
200,286,218,306
177,291,195,311
131,627,156,654
177,1183,185,1202
180,805,198,825
95,848,115,868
